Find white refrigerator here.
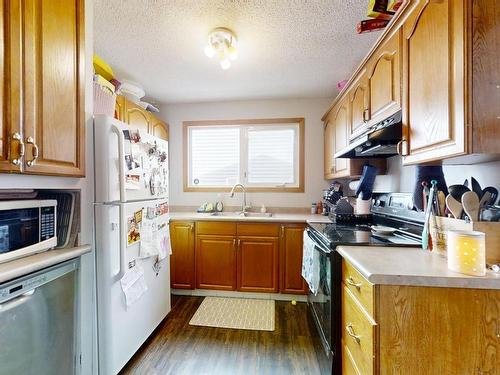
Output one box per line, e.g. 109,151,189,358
93,115,171,375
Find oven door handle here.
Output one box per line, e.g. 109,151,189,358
306,228,331,255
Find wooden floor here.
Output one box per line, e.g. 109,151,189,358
120,295,328,375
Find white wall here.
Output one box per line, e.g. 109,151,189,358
372,156,500,194
0,1,97,374
161,98,332,208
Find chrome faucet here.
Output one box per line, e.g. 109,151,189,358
229,183,250,213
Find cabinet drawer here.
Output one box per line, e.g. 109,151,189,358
196,221,236,236
342,260,374,317
342,286,376,375
342,341,361,375
237,223,280,237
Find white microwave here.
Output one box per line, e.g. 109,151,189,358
0,200,57,264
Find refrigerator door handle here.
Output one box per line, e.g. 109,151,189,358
111,124,126,203
118,204,128,279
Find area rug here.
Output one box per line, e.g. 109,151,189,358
189,297,275,331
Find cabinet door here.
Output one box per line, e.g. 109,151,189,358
324,117,335,179
349,71,370,139
368,29,401,123
123,99,150,134
196,235,237,291
280,224,308,294
0,0,22,173
151,117,169,141
170,221,195,289
333,99,349,177
402,0,466,164
114,95,125,121
22,0,85,176
237,236,279,293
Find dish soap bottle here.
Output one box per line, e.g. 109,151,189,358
215,194,224,212
260,204,267,213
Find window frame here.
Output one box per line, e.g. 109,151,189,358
183,118,305,193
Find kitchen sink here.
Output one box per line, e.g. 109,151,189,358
210,211,273,218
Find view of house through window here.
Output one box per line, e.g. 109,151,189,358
184,119,304,192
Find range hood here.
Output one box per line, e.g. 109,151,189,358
335,111,402,158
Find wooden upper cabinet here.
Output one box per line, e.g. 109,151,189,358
151,118,169,141
123,100,151,134
0,0,22,173
334,100,349,176
237,236,279,293
196,235,237,291
349,71,370,139
170,221,195,289
280,224,308,294
324,116,335,179
401,0,466,164
368,29,401,124
21,0,85,176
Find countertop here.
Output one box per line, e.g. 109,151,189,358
169,212,332,224
337,245,500,290
0,245,92,284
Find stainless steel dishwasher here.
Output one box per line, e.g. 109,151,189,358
0,259,79,375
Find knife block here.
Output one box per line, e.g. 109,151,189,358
430,216,500,264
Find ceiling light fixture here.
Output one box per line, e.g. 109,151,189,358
204,27,238,70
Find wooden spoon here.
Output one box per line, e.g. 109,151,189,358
479,191,492,208
461,191,480,222
446,194,463,219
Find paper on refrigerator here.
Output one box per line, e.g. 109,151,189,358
120,265,148,308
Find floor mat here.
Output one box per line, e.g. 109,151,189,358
189,296,275,331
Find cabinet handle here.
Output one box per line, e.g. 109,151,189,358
346,276,362,289
363,109,370,123
11,132,25,166
345,323,361,344
280,225,284,237
396,139,408,156
237,239,241,249
25,136,39,167
190,224,194,232
233,238,236,250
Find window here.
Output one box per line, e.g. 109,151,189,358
183,118,304,192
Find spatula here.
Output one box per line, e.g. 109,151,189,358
482,186,498,206
479,191,492,208
446,194,463,219
462,191,480,222
471,177,483,199
449,184,470,202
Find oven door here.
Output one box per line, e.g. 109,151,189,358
306,233,332,358
0,206,56,263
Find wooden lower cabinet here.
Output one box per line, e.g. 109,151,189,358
237,236,279,292
169,221,195,289
280,224,308,294
196,235,237,291
341,258,500,374
172,221,307,294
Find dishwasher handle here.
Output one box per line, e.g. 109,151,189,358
0,289,36,312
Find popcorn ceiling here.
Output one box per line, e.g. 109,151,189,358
94,0,380,103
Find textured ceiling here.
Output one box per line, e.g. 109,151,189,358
94,0,381,104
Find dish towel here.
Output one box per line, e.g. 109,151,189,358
301,230,320,295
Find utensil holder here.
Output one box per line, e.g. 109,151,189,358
430,216,500,263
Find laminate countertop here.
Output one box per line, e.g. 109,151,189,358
169,212,332,224
337,246,500,290
0,245,92,284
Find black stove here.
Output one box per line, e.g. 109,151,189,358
306,193,424,375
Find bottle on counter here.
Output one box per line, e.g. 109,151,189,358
311,203,317,214
316,201,323,214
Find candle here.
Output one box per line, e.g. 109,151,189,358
447,230,486,276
